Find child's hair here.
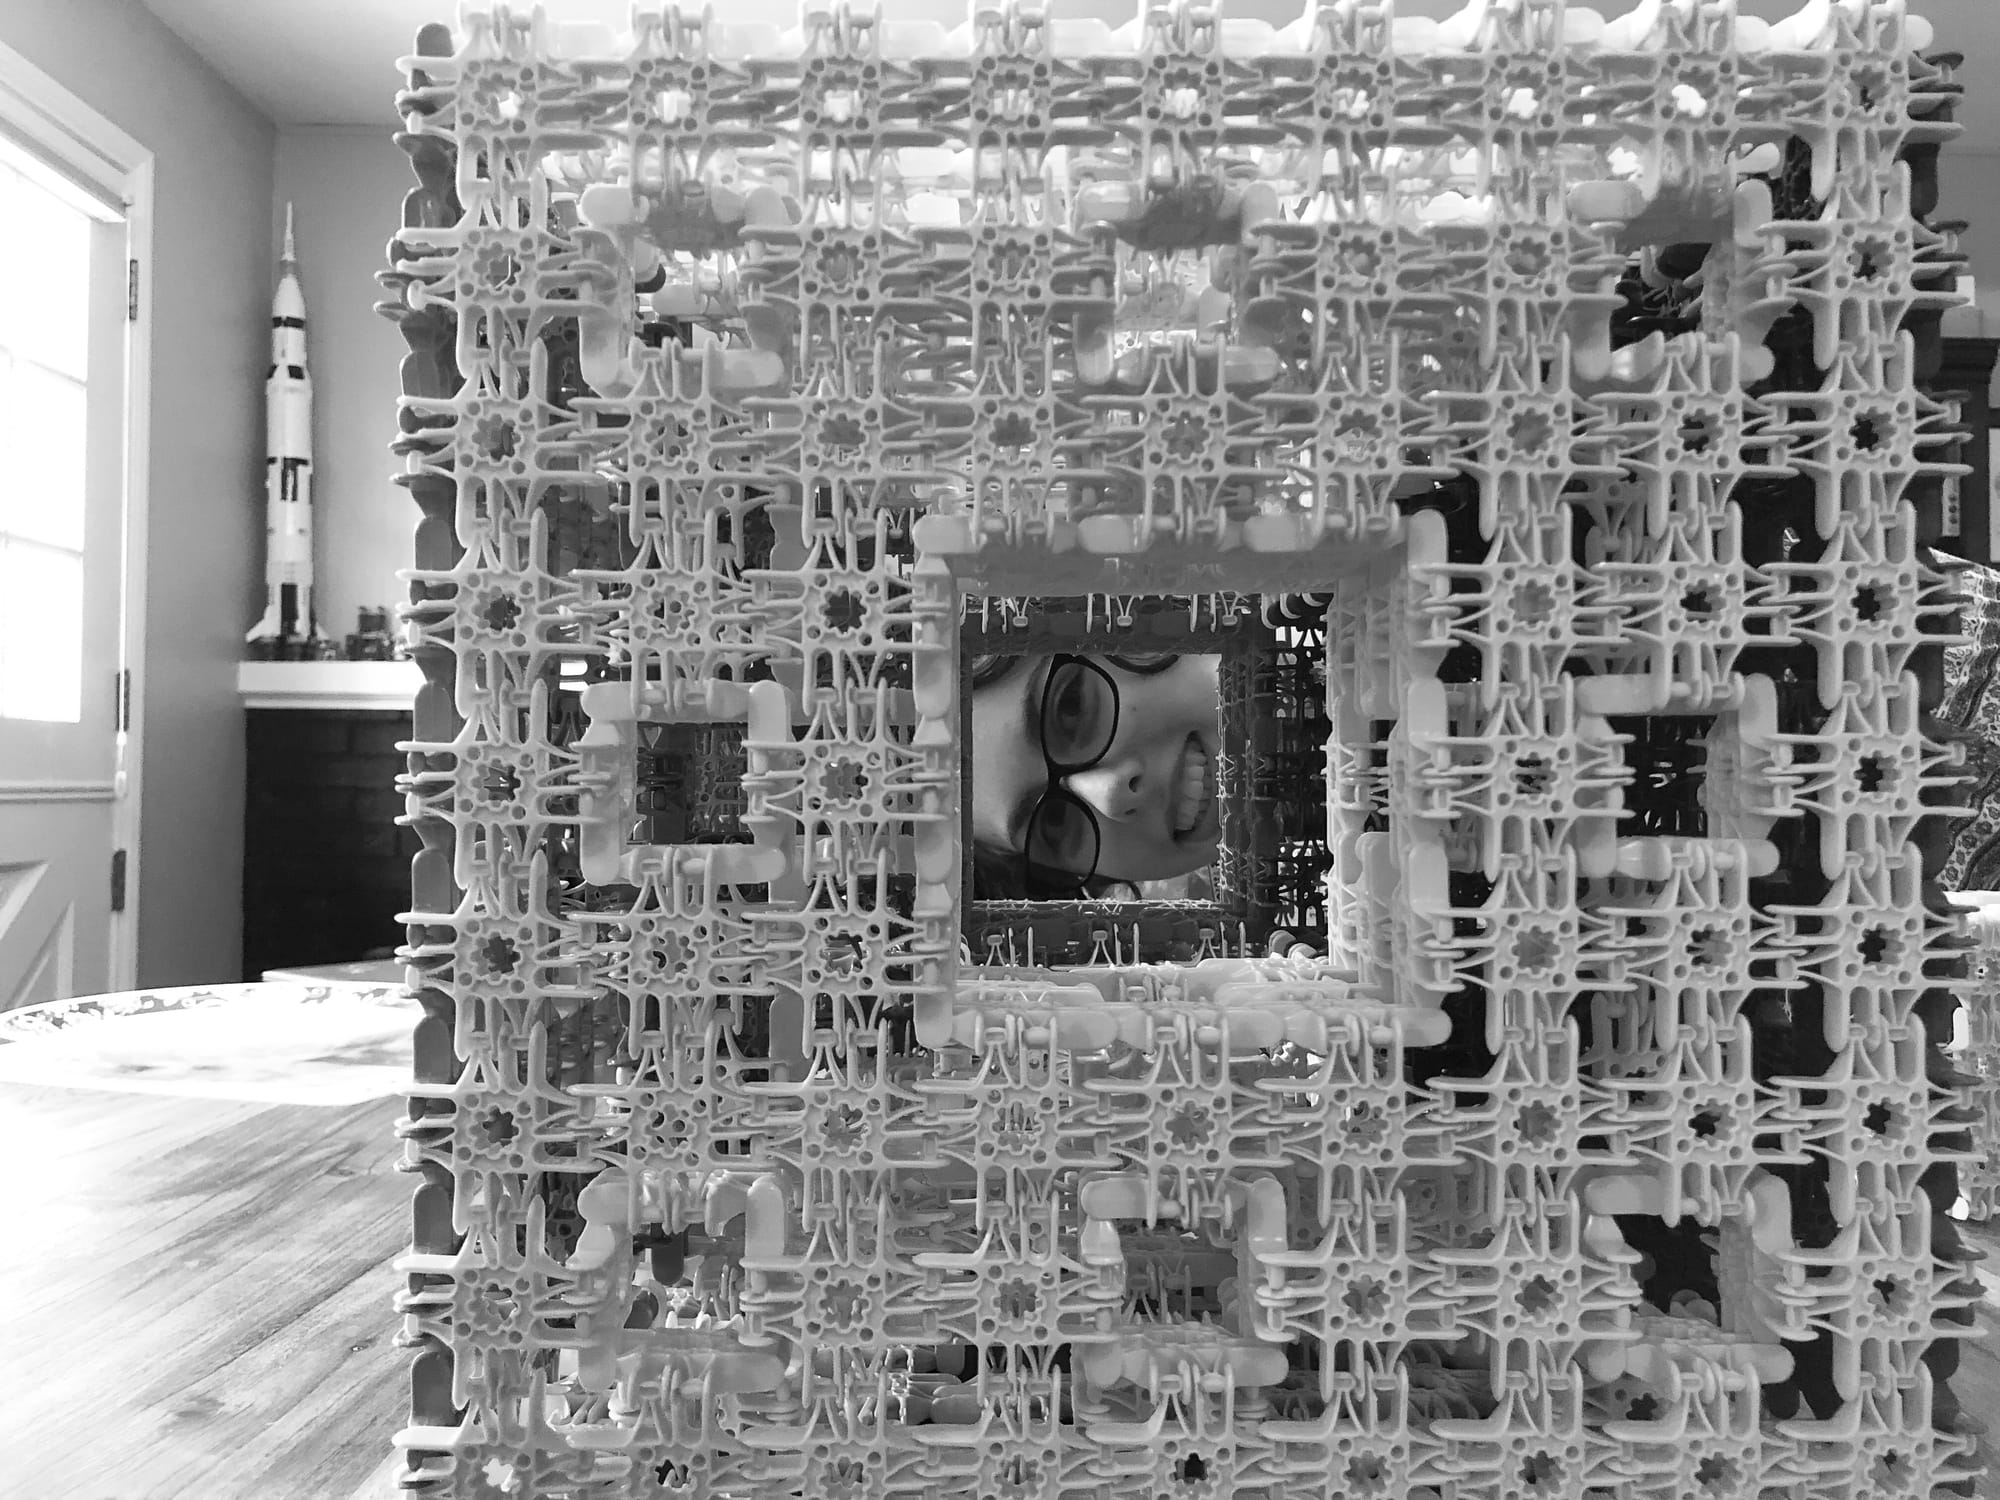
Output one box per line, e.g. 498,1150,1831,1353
964,650,1179,902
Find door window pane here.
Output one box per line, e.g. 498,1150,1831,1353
0,138,98,728
0,353,87,550
0,539,83,722
0,164,91,381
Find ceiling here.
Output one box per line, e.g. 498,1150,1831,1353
139,0,1999,149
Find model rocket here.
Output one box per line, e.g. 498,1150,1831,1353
246,203,322,654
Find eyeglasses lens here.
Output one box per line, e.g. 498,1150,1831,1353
1027,793,1099,876
1040,660,1117,769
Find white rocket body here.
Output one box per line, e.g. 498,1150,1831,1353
247,204,320,647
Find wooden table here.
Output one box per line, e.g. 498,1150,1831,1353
0,1084,410,1499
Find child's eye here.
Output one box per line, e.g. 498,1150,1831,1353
1041,663,1104,760
1051,673,1089,730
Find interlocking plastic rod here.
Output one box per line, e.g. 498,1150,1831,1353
377,2,1983,1496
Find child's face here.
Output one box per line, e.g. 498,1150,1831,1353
970,654,1224,885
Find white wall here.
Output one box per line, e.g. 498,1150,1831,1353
271,128,416,646
0,0,273,986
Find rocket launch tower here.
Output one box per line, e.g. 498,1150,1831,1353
246,202,321,658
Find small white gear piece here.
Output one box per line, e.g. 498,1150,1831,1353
381,3,1983,1496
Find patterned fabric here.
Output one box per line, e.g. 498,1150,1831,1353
1940,559,2000,888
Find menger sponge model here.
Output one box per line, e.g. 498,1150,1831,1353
376,3,1988,1496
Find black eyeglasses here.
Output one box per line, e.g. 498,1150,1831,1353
1020,655,1121,896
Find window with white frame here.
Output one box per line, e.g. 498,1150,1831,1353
0,137,93,723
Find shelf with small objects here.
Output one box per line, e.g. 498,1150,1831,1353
236,657,423,711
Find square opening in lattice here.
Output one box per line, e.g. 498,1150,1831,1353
632,720,751,846
954,588,1343,965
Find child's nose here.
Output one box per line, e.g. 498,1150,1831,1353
1064,755,1146,822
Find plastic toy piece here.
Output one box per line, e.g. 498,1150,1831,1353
379,2,1981,1496
1951,895,2000,1220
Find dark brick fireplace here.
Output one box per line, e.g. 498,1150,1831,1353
242,709,418,981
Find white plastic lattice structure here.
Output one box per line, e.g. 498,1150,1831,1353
379,2,1987,1496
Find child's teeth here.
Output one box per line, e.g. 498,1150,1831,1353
1175,743,1208,833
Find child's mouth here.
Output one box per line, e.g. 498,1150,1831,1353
1171,735,1212,838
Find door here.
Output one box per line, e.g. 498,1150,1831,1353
0,136,129,1010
